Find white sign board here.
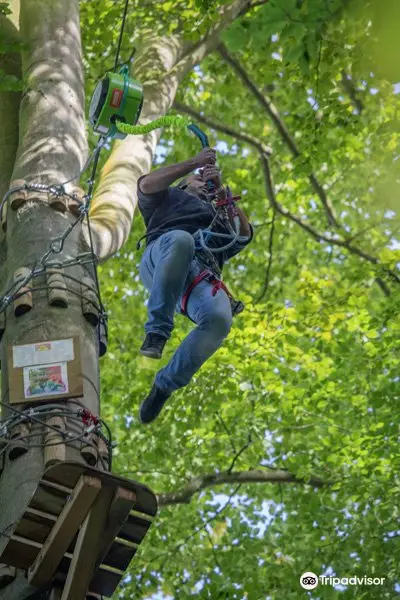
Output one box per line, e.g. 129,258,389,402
13,338,74,368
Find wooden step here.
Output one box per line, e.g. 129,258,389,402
0,461,157,598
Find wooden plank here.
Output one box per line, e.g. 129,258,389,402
56,554,123,597
28,475,101,588
129,508,154,522
40,478,72,495
1,535,41,569
15,507,57,544
2,533,124,595
120,513,152,545
43,461,158,517
95,487,136,570
26,506,58,524
101,536,138,571
31,483,69,517
44,415,67,467
61,487,114,600
88,562,124,597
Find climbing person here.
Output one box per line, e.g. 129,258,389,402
137,147,253,423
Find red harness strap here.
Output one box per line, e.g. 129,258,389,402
181,269,232,315
181,270,209,315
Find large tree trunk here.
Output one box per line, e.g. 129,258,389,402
0,0,21,220
0,2,94,598
0,4,21,325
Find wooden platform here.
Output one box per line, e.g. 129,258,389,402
0,461,157,598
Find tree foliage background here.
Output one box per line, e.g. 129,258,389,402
2,0,400,598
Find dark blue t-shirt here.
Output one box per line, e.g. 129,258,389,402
137,176,252,269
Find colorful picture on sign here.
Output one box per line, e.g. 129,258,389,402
23,362,69,398
35,342,52,352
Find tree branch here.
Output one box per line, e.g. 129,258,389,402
256,208,276,302
173,100,271,155
216,42,340,229
158,483,242,572
259,152,400,284
238,0,270,17
340,71,364,114
227,440,253,474
157,468,330,506
168,0,251,84
375,277,391,297
215,411,238,455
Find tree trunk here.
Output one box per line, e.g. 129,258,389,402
0,1,21,207
0,2,96,598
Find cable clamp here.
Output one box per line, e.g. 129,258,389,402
79,204,89,216
32,266,45,276
55,185,66,196
84,424,96,435
50,239,64,254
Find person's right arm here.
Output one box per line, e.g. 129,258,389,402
139,148,217,194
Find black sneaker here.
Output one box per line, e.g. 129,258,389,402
139,332,168,359
139,384,171,424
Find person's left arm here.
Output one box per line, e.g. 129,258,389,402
222,196,252,237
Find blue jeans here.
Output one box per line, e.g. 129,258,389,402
139,230,232,393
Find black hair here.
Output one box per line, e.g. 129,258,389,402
177,172,203,190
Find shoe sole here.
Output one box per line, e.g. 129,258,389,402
139,349,162,359
138,410,147,425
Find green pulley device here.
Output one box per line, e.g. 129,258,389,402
89,65,143,140
88,0,191,140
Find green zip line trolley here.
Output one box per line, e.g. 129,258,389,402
89,65,144,140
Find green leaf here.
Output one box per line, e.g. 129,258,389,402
0,2,11,16
0,71,22,92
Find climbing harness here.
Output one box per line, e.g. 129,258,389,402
181,268,244,318
179,125,246,317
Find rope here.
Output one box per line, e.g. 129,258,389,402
0,401,114,470
116,115,191,135
114,0,130,72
